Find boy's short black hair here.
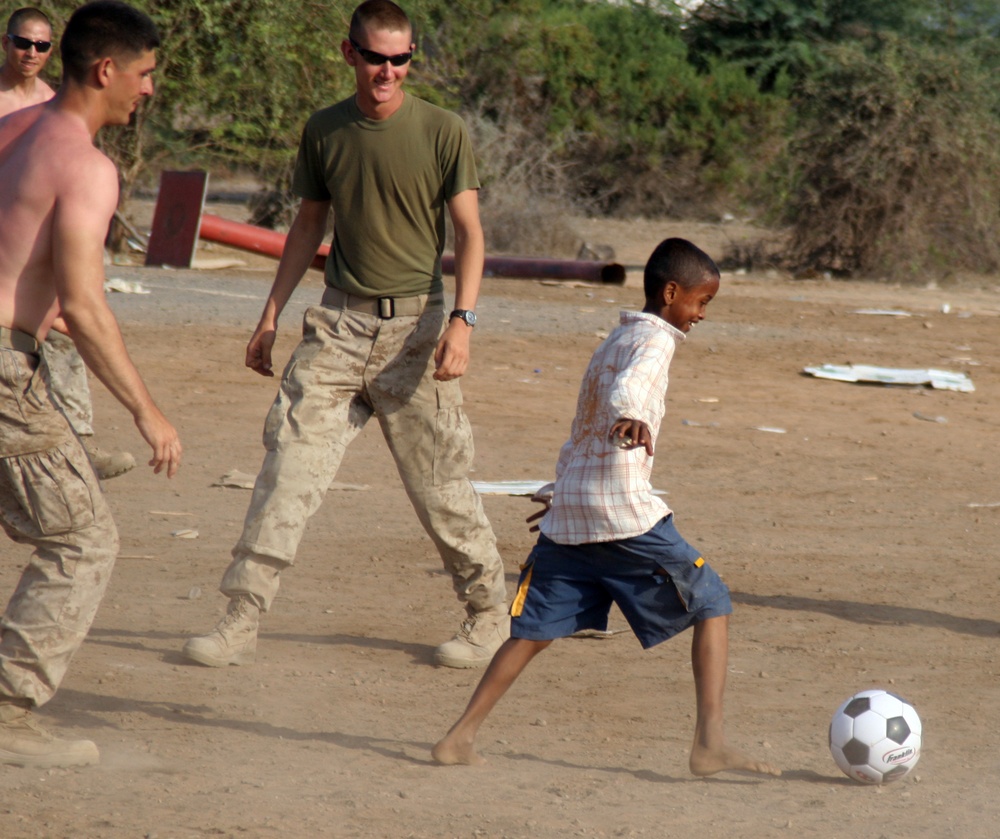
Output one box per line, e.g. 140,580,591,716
643,238,720,302
61,0,159,84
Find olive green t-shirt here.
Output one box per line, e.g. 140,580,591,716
292,94,480,298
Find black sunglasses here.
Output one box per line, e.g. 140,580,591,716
349,36,412,67
7,33,52,53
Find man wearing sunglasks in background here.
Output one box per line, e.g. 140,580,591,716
183,0,510,672
0,6,53,114
0,7,137,481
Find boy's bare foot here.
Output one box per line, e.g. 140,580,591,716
689,743,782,777
431,733,486,766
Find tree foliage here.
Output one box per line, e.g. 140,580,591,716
26,0,1000,275
682,0,996,86
784,35,1000,277
421,0,786,215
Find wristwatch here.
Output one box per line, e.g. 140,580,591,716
449,309,477,327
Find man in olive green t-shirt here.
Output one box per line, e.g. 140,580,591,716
183,0,509,671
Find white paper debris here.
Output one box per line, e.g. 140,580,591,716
191,258,247,270
852,308,912,317
570,628,629,639
212,469,368,492
104,278,150,294
472,480,551,497
472,480,666,497
329,482,371,492
212,469,257,489
803,364,974,393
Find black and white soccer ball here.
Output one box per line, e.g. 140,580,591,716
829,689,922,784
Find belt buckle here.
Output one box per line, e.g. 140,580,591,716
378,297,395,319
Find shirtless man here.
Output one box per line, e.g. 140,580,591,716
0,6,136,481
0,0,180,769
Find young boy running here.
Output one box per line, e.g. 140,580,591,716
433,238,780,778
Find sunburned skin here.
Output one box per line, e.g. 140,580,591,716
0,46,180,477
0,103,114,338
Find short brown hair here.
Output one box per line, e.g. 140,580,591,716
349,0,411,41
61,0,159,84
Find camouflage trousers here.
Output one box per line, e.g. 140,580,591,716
41,330,94,438
221,295,507,614
0,334,118,707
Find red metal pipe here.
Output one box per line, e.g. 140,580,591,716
198,212,625,284
199,212,329,271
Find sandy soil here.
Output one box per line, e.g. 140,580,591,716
2,213,999,838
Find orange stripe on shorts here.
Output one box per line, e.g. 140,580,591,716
511,562,534,617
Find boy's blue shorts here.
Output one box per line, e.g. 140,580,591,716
511,516,732,649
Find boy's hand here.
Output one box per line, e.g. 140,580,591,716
610,418,654,455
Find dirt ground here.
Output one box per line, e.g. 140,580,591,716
2,213,999,838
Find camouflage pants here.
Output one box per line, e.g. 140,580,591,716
221,297,507,614
41,330,94,438
0,336,118,707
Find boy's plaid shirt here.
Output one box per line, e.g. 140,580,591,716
539,311,685,545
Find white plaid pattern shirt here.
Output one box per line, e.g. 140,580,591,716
538,311,684,545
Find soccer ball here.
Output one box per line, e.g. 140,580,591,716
829,689,922,784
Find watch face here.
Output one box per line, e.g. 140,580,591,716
452,309,476,326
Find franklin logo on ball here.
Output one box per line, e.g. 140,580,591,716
884,746,916,765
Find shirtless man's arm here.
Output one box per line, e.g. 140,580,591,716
52,149,181,476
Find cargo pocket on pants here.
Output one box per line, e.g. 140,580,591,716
432,381,474,486
1,445,98,536
655,555,726,615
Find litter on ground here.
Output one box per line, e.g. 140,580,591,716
104,278,150,294
803,363,974,393
852,308,912,317
472,480,666,497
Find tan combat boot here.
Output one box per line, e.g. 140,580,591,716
182,596,260,667
433,603,510,668
82,439,136,480
0,702,99,768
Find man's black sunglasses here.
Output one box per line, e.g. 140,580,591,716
349,36,412,67
7,33,52,53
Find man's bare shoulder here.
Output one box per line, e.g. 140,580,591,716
1,105,115,181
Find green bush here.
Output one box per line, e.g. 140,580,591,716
435,0,787,216
783,35,1000,278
